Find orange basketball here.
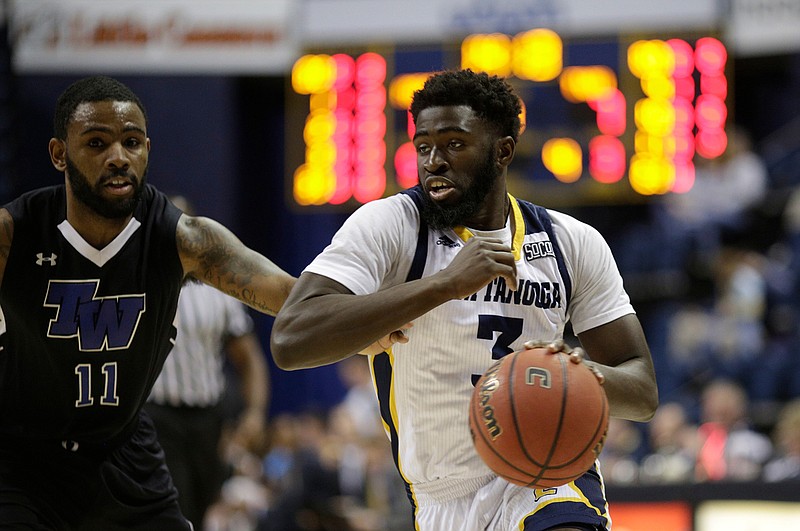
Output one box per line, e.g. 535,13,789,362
469,347,609,488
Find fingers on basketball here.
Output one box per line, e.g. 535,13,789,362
469,347,610,488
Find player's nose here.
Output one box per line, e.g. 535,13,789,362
105,142,131,170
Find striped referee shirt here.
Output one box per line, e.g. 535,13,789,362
148,281,254,408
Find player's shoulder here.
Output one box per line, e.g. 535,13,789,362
545,208,597,235
0,206,12,241
358,190,418,212
134,184,182,232
0,186,64,284
514,198,607,257
346,190,420,228
138,183,176,212
513,197,595,237
0,186,66,241
543,208,612,265
3,185,64,217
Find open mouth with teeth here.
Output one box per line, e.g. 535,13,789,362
104,178,134,196
427,178,455,201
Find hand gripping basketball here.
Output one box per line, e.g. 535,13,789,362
469,347,610,488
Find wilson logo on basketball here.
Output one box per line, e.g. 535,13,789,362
477,362,503,440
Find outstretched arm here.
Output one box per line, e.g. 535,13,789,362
271,236,517,370
176,214,295,316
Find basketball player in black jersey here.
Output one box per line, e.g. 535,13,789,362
0,76,296,530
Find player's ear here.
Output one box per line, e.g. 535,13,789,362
49,138,67,172
496,136,515,167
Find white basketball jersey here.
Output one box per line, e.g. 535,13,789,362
304,186,634,502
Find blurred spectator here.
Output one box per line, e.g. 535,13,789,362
664,303,716,407
598,418,645,485
710,247,768,385
664,125,768,244
695,379,773,482
258,411,348,531
638,402,697,484
784,185,800,288
146,197,270,530
204,441,270,531
763,399,800,482
205,361,413,531
336,356,383,439
663,246,769,409
328,358,413,530
327,403,411,531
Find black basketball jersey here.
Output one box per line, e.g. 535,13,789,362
0,184,183,444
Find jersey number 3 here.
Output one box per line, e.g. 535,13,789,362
471,315,523,385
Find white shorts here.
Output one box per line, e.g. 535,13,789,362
412,465,610,531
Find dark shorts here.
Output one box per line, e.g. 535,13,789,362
0,410,192,530
521,465,610,531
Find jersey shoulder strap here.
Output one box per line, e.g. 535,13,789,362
515,199,572,311
398,188,572,310
400,186,429,283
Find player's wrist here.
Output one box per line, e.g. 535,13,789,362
424,273,465,302
241,406,266,419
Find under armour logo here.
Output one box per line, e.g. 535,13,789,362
61,440,80,452
36,253,58,266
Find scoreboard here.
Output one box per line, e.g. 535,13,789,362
286,29,729,208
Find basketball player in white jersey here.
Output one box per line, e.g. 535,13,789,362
271,69,658,531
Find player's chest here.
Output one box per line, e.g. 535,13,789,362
418,233,566,307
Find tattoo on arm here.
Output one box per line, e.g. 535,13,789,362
177,215,282,315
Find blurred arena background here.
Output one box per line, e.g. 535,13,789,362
2,1,800,529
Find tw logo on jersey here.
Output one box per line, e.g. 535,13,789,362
44,280,146,351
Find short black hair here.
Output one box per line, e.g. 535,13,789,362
410,69,522,141
53,76,148,140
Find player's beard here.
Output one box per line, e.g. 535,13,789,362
420,146,500,230
66,156,146,220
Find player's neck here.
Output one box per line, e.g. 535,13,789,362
65,196,132,249
462,185,509,231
